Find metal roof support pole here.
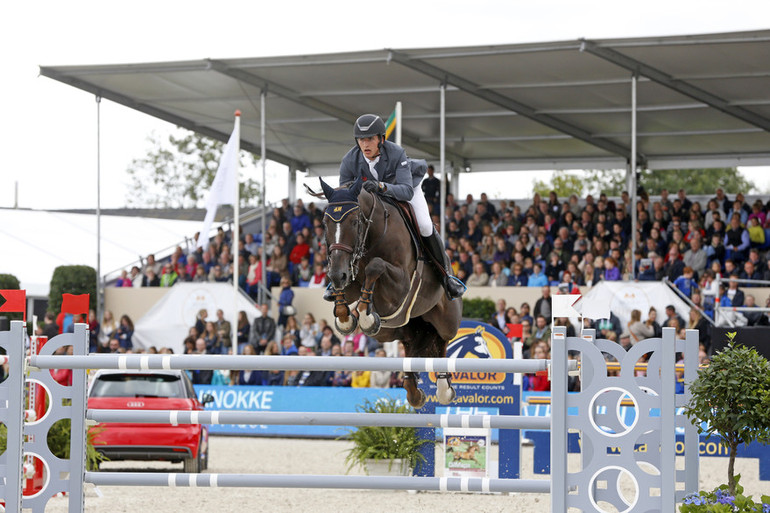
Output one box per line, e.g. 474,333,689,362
288,168,297,206
96,95,103,326
260,89,268,305
630,72,638,278
440,82,446,240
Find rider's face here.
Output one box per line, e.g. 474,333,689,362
357,135,381,159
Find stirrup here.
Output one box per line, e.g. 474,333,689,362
323,283,335,302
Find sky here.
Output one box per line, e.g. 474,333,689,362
2,0,770,213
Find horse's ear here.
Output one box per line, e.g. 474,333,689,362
319,177,335,200
350,175,363,196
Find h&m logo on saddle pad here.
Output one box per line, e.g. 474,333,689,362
324,202,359,223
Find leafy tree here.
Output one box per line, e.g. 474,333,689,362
533,172,585,198
48,266,96,314
638,168,752,195
583,169,627,196
683,342,770,495
126,129,262,209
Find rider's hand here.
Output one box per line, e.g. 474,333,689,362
363,180,385,194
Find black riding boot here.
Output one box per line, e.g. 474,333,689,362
423,229,466,300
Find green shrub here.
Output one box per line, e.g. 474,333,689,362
48,265,97,313
461,297,495,321
340,398,433,473
683,342,770,495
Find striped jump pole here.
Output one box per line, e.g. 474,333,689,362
87,409,551,430
85,472,551,494
31,354,576,374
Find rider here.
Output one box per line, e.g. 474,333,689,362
331,113,465,300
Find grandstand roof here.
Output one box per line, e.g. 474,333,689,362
40,30,770,175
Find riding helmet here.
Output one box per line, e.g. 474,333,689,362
354,114,386,139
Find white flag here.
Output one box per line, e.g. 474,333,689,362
552,294,582,319
197,118,240,249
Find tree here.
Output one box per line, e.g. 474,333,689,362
533,172,585,198
638,168,752,195
126,129,262,209
683,342,770,495
48,266,97,314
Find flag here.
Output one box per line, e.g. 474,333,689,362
0,289,26,321
197,114,241,249
384,107,397,141
61,293,90,321
552,294,582,319
506,323,523,339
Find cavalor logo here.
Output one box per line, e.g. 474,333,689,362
334,206,342,212
430,323,511,384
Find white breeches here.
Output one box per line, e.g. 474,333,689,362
409,187,434,237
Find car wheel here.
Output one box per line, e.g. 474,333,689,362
183,443,201,474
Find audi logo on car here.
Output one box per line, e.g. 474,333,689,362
126,401,145,408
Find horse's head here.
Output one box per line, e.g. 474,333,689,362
321,176,364,290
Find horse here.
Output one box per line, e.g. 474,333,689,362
451,443,480,463
318,176,462,408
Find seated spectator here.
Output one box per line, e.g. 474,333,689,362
160,262,178,287
527,262,548,287
602,257,621,281
724,213,749,264
466,262,489,287
627,309,654,345
236,345,262,385
114,315,134,350
190,338,213,385
293,255,313,285
142,268,160,287
308,262,327,288
115,270,133,287
487,261,507,287
740,259,762,286
370,349,391,388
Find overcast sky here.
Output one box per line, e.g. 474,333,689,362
2,0,769,211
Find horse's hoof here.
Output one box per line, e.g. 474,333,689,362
335,315,358,336
407,390,427,409
437,386,456,405
360,312,381,336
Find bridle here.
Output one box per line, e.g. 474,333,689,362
325,191,383,283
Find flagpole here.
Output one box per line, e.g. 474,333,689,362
96,95,102,329
232,110,241,350
395,101,402,147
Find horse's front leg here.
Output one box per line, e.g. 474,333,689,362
435,371,456,405
403,372,426,409
333,291,358,335
356,257,401,336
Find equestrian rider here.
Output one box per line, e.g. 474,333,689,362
334,113,466,300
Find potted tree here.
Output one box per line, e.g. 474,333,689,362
681,342,770,511
341,398,433,476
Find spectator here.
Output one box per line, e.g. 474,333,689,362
236,311,250,354
215,309,232,353
190,338,213,385
724,274,745,306
533,286,552,319
115,270,133,287
236,344,262,385
42,312,59,340
249,304,277,354
277,276,295,328
370,349,391,388
603,257,621,281
114,315,134,350
683,234,707,278
664,305,686,331
308,262,328,288
88,309,100,353
525,315,551,353
160,262,178,287
293,255,313,285
488,299,508,333
740,260,762,286
487,261,507,287
627,309,654,345
508,262,528,286
280,333,299,356
262,341,285,386
466,262,489,287
724,213,749,264
673,266,699,298
647,307,663,338
527,262,548,287
142,268,160,287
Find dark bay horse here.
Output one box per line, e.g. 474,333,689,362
319,177,462,408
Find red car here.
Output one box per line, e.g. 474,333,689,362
88,369,212,473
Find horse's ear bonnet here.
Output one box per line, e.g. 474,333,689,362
321,176,361,223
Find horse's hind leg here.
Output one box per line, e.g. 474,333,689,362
403,372,426,409
435,372,456,405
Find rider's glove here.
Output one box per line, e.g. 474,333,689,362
363,180,386,194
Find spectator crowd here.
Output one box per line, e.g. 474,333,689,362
95,181,770,392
